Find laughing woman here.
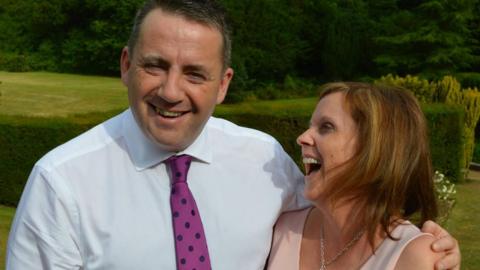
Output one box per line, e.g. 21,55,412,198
268,82,444,270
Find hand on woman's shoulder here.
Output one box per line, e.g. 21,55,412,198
394,234,444,270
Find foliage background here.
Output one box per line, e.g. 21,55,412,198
1,0,480,267
1,0,479,99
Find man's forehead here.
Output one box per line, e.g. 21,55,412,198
141,8,221,37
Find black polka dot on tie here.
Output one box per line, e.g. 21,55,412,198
180,258,186,264
176,172,182,178
181,198,187,205
195,233,201,239
171,188,176,194
177,235,183,241
185,222,190,229
191,209,196,216
189,245,194,252
199,256,205,262
173,212,179,218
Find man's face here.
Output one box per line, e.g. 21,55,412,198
121,8,233,152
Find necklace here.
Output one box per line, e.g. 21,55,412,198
319,225,365,270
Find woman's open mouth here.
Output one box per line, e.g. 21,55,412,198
303,157,322,175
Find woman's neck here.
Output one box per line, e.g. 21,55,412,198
311,198,364,238
301,199,375,269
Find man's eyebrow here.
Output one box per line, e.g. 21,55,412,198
184,64,207,72
139,55,170,67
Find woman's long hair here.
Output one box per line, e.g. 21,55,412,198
317,82,437,247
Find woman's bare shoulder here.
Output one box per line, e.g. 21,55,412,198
394,233,444,270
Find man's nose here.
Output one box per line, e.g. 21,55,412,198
158,71,183,103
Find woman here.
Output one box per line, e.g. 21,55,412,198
268,82,443,269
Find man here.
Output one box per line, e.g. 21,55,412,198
6,0,460,269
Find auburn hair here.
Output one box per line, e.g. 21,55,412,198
317,82,438,247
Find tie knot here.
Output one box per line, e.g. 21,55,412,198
166,155,192,183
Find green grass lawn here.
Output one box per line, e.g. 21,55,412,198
216,97,317,117
443,178,480,270
0,205,15,269
0,71,128,117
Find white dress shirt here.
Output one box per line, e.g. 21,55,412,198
7,109,308,270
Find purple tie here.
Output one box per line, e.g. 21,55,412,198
166,155,211,270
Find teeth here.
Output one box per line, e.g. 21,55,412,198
155,108,182,117
303,157,320,164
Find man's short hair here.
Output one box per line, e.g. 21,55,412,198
127,0,232,70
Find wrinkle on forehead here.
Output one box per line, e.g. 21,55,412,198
137,9,223,66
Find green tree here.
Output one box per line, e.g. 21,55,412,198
60,0,142,75
221,0,306,87
374,0,477,77
0,0,143,74
297,0,375,81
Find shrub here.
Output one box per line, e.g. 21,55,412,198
0,53,31,72
376,74,436,103
445,86,480,174
0,111,121,207
377,74,480,179
0,104,463,206
436,76,480,177
473,142,480,163
225,76,318,103
456,72,480,89
423,104,465,183
434,171,457,224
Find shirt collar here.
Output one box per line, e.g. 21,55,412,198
122,109,212,171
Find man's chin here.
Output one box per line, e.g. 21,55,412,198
146,132,192,152
150,138,186,152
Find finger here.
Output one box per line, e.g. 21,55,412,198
434,251,461,270
422,220,449,238
432,235,457,252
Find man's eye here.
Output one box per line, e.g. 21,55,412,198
143,64,165,74
186,72,206,83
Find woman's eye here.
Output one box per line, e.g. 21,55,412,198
319,122,334,133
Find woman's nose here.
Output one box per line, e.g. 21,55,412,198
297,128,314,146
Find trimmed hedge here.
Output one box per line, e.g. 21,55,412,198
0,111,122,206
376,74,480,177
0,104,464,206
422,104,465,183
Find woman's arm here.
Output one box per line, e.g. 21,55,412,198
394,234,444,270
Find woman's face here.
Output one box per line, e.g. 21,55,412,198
297,92,358,201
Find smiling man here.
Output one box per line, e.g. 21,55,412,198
6,1,460,270
122,7,233,152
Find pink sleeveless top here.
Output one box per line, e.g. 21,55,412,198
267,208,431,270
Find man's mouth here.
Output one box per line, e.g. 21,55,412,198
151,105,187,118
303,157,322,175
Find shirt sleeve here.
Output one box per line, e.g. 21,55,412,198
6,166,83,270
271,142,311,213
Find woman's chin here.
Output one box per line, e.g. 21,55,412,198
303,185,324,202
